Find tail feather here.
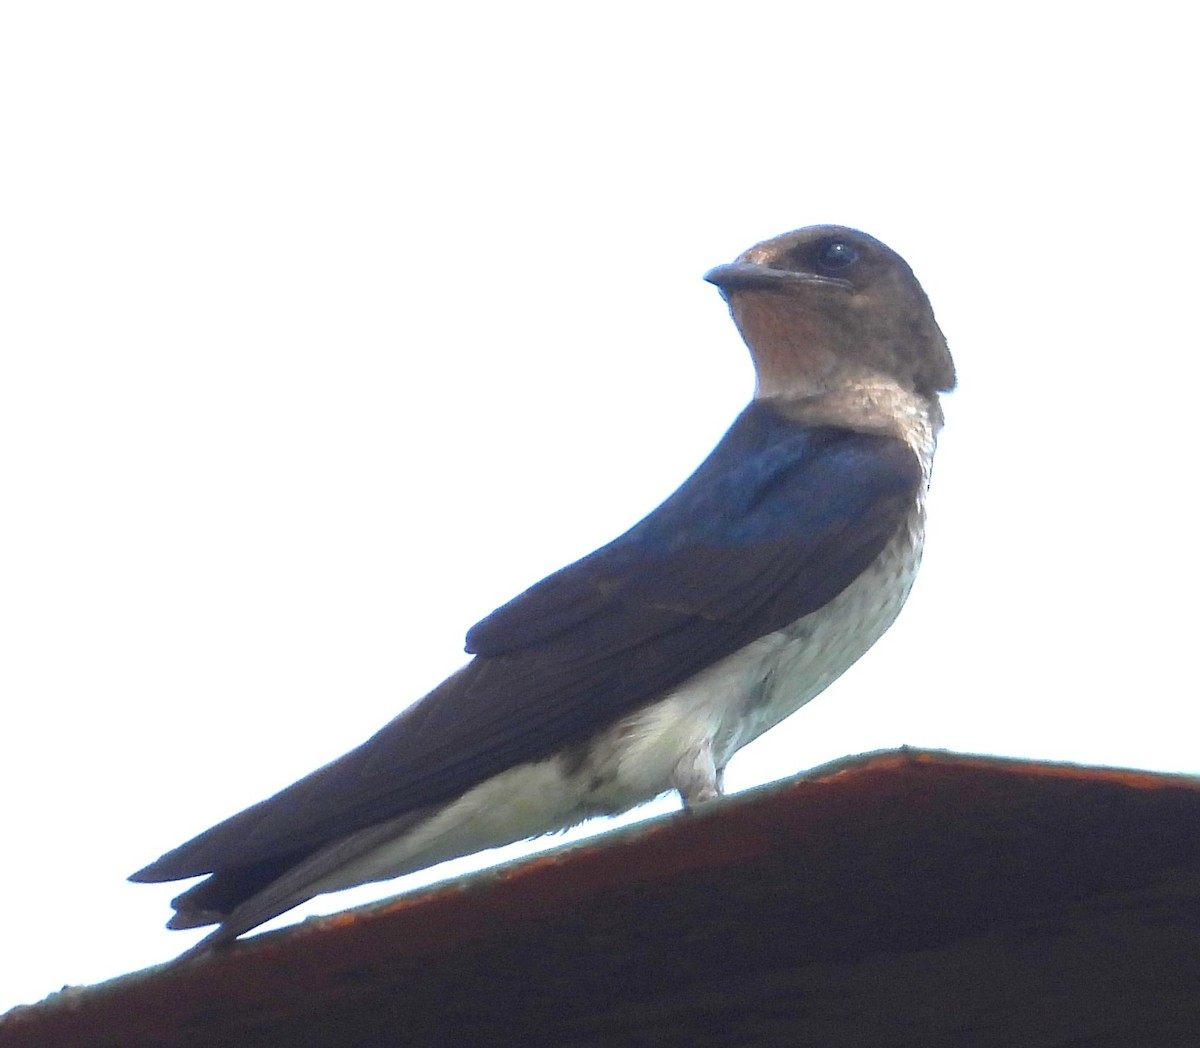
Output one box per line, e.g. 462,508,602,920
162,808,431,962
163,851,309,929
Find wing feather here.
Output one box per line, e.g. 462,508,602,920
132,401,921,884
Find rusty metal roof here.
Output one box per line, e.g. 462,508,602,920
5,749,1200,1047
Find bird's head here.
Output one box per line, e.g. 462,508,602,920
706,225,955,404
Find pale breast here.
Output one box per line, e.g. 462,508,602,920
590,407,937,803
730,491,927,752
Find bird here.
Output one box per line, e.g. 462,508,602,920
131,224,956,959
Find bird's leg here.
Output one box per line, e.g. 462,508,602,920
671,739,724,806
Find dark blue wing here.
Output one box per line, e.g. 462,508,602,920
134,401,921,881
467,402,919,658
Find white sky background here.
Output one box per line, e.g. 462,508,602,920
2,1,1196,1013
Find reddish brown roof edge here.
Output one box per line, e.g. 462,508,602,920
6,747,1200,1047
805,744,1200,791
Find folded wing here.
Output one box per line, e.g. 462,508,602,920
132,402,921,896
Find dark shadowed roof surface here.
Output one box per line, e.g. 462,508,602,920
5,748,1200,1047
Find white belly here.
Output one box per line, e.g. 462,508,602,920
313,499,926,895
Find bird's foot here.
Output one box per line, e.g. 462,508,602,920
672,741,724,807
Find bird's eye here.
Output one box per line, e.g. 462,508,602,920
815,239,859,272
